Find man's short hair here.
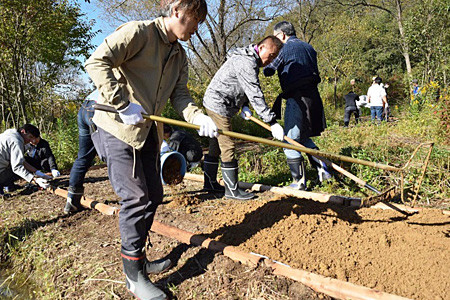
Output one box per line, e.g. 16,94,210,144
374,77,382,84
273,21,296,37
412,79,418,84
257,35,284,52
19,124,40,138
160,0,207,23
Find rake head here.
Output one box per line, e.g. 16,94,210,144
360,186,400,207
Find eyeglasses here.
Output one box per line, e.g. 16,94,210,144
274,32,283,39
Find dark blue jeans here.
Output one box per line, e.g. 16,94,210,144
283,98,318,160
68,100,97,190
370,106,384,122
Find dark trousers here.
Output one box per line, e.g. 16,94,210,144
69,100,97,189
0,167,19,186
92,125,163,253
344,106,359,127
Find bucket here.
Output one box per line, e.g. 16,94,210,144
160,151,187,185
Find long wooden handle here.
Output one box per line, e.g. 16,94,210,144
93,104,400,172
248,116,381,194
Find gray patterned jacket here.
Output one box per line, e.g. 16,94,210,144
203,45,276,123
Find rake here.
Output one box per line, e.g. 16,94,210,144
94,104,433,208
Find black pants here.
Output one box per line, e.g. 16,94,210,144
344,106,359,127
92,125,163,253
0,167,19,186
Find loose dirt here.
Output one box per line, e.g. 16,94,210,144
1,167,449,300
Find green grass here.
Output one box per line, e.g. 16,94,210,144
235,99,449,207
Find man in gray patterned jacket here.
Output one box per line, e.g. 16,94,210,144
203,35,284,200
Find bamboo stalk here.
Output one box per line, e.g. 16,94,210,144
47,186,118,215
184,173,357,205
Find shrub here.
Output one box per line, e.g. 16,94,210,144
44,111,79,170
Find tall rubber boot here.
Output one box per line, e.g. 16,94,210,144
221,160,254,200
203,155,225,193
145,257,173,275
287,157,306,190
64,186,85,214
307,150,332,184
121,249,167,300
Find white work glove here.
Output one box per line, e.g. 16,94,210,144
118,102,147,125
270,123,285,141
51,169,60,178
192,114,219,138
35,170,52,180
160,140,171,154
240,106,252,120
35,177,49,189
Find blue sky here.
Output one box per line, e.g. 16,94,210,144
78,0,111,48
77,0,111,85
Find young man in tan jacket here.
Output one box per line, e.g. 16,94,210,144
84,1,217,299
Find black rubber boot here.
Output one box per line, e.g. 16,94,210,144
203,155,225,193
221,160,254,200
307,149,332,184
64,186,85,215
287,157,306,190
122,249,167,300
145,257,172,275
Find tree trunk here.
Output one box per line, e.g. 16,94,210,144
395,0,412,76
334,73,338,109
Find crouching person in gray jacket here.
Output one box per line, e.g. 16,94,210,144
0,124,50,195
203,36,284,200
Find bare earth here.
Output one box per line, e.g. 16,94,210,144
1,167,449,300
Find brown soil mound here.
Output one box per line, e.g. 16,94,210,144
200,196,450,299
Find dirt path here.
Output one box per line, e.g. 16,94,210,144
1,167,449,299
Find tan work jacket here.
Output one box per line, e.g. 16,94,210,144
85,17,202,149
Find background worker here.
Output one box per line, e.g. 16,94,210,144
0,124,50,195
25,137,60,178
382,82,390,121
203,35,284,200
64,90,98,214
84,1,217,299
263,21,331,190
367,76,387,123
343,91,360,127
411,79,421,97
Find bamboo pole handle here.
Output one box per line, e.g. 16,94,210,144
93,104,401,172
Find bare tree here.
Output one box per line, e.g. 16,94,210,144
95,0,289,82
